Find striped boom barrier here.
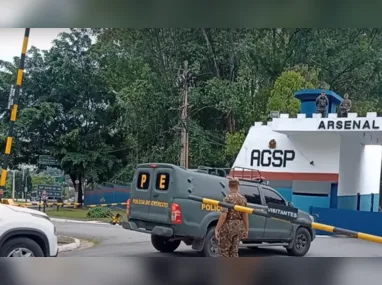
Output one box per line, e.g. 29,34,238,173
0,28,30,199
87,202,127,208
187,195,382,244
18,202,81,207
16,202,126,208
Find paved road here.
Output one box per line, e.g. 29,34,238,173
55,221,382,257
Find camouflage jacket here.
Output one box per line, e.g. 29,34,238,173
340,99,351,110
316,95,329,109
221,193,247,220
220,193,247,235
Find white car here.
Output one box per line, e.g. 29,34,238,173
0,203,58,257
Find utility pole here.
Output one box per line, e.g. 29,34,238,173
12,170,15,200
178,60,194,169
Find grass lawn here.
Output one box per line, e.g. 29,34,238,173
46,207,127,223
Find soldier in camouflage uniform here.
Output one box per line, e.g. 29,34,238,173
338,93,352,118
315,91,329,118
215,178,249,257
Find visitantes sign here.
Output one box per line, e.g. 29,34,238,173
318,119,380,130
267,203,298,222
250,149,296,168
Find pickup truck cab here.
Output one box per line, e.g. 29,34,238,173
123,163,315,257
0,202,58,257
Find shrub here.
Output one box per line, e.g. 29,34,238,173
87,207,113,219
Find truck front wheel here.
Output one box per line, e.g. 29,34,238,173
286,227,311,257
151,235,181,253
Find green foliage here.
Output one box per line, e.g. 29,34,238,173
87,207,113,219
225,131,246,164
2,169,33,198
267,71,312,117
31,174,55,191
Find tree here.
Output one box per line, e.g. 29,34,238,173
31,174,55,191
15,29,123,204
3,169,33,198
225,131,246,166
267,71,315,117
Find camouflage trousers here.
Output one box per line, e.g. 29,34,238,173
338,108,348,118
218,220,245,257
317,108,327,118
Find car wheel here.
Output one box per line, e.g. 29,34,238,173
287,227,311,257
202,226,220,257
151,235,181,253
0,237,44,257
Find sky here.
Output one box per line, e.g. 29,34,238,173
0,28,70,62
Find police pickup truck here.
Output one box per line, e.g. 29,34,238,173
123,163,315,257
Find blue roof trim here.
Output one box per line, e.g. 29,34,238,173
294,89,343,104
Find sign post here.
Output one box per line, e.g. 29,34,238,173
41,190,47,213
55,176,65,184
75,180,79,206
37,185,62,199
38,155,59,166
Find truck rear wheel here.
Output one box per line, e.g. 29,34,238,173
151,235,181,253
202,226,220,257
286,227,311,257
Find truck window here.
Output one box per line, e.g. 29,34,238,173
262,188,286,205
155,173,169,191
240,185,262,205
137,172,150,190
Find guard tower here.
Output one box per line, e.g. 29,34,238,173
231,89,382,213
295,89,343,118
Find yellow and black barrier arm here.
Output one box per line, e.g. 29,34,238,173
188,195,382,244
0,28,30,199
15,202,126,208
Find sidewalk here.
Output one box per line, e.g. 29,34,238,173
51,218,111,225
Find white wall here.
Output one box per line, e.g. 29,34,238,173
338,141,382,196
233,124,340,174
358,145,382,195
338,137,363,196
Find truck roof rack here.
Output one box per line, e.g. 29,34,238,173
227,166,266,183
196,166,230,177
236,178,269,185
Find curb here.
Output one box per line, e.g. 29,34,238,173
51,218,110,225
58,238,80,253
316,235,351,238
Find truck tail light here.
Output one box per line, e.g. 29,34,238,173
171,203,182,224
126,199,131,218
